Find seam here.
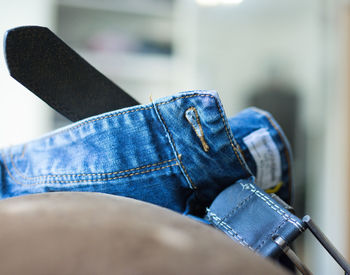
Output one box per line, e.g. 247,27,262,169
5,92,250,186
185,107,210,152
236,144,247,164
16,93,249,177
256,219,287,251
17,163,177,186
222,192,255,223
252,108,293,202
9,153,176,180
242,183,304,231
265,116,292,201
156,93,250,175
36,105,154,140
1,149,178,186
212,100,251,176
154,104,197,189
37,95,206,141
157,94,207,106
206,209,253,250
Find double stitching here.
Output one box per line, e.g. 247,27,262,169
255,219,287,251
206,209,253,249
5,92,251,186
7,163,178,186
157,93,249,174
25,93,249,175
154,104,197,190
32,105,154,141
157,93,251,181
242,183,304,231
153,93,251,189
212,100,251,176
36,94,215,141
10,155,177,180
207,196,292,252
1,149,178,186
221,192,255,223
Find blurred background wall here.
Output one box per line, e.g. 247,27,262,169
0,0,55,147
0,0,349,274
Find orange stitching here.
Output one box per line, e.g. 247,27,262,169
261,113,292,202
155,104,197,190
157,93,250,182
34,105,154,140
212,100,250,176
30,95,208,141
6,92,250,186
157,94,202,106
185,107,210,152
2,153,178,186
236,143,246,161
171,94,250,173
10,153,176,180
154,93,251,187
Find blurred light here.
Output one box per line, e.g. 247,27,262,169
221,0,243,4
195,0,243,6
196,0,220,6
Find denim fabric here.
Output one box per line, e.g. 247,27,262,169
205,177,303,258
0,90,292,217
228,108,293,204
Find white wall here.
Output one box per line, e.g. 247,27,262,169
192,0,348,274
0,0,55,147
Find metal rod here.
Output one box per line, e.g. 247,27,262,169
283,245,313,275
273,236,313,275
303,215,350,274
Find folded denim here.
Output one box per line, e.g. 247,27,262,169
0,90,290,209
0,90,299,257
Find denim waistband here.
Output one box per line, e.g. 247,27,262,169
0,90,291,214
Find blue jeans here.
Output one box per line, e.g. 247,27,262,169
0,90,292,215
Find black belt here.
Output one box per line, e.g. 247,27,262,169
4,26,139,122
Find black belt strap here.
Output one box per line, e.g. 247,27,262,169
4,26,140,122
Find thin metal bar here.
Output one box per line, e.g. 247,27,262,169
302,215,350,274
284,246,313,275
273,236,313,275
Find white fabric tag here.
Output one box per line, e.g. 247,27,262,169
243,128,281,189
